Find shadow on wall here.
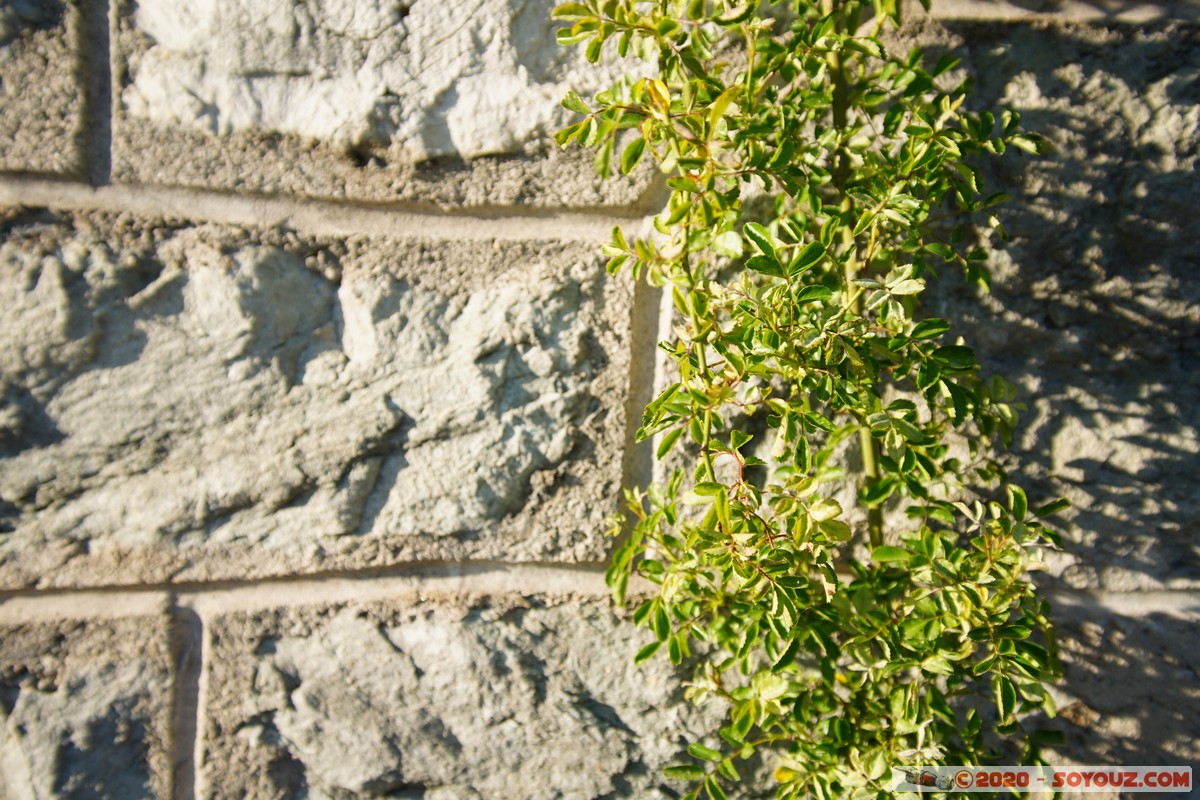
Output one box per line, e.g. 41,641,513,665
965,0,1200,23
1034,602,1200,771
923,20,1200,593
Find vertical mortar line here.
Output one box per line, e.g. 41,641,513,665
619,262,664,502
77,0,113,186
168,595,204,800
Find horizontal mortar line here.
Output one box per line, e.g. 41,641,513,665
1,557,1196,621
1047,587,1200,620
0,560,614,622
0,175,656,243
932,0,1200,22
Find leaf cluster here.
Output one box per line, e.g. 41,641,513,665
557,2,1062,798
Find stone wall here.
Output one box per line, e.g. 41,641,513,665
0,1,1196,798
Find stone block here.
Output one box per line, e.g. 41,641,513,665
111,0,653,209
199,594,720,800
0,208,632,588
878,20,1200,591
0,0,87,176
0,608,173,799
1034,597,1199,774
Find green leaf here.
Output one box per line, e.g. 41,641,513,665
819,519,853,541
1010,133,1043,155
634,640,661,664
668,175,704,193
1034,497,1071,517
922,654,953,675
731,704,754,739
743,222,776,258
933,53,961,75
888,278,925,296
1008,484,1028,520
853,209,876,236
793,435,810,471
653,604,671,641
872,545,909,563
561,90,591,115
845,37,885,59
860,477,896,506
924,241,955,261
932,345,976,370
594,135,614,177
708,86,741,132
862,748,890,781
665,765,709,781
712,231,744,258
997,624,1033,639
552,2,593,19
605,254,629,275
714,2,755,25
789,241,826,276
554,122,583,147
556,28,593,46
893,418,932,445
746,255,784,277
804,412,836,432
620,137,647,175
911,318,950,339
794,285,832,303
688,743,723,763
632,599,654,626
995,673,1018,721
772,636,802,672
704,775,730,800
657,427,684,458
809,497,842,522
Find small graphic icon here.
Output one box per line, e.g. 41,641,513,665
900,768,954,791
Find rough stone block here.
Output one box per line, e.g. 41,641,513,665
200,594,720,800
111,0,652,208
0,609,173,799
880,20,1200,591
0,0,87,176
1035,597,1199,771
0,208,632,588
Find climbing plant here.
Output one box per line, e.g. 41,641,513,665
554,1,1063,798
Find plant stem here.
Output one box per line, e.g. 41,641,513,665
824,0,885,550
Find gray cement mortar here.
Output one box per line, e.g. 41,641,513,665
0,0,86,177
0,612,173,799
0,208,632,589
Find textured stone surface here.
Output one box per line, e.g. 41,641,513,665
881,20,1200,591
1036,599,1200,773
201,594,719,800
935,0,1200,23
0,0,86,176
111,0,652,208
0,611,173,799
0,209,631,588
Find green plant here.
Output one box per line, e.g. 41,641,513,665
554,1,1063,798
